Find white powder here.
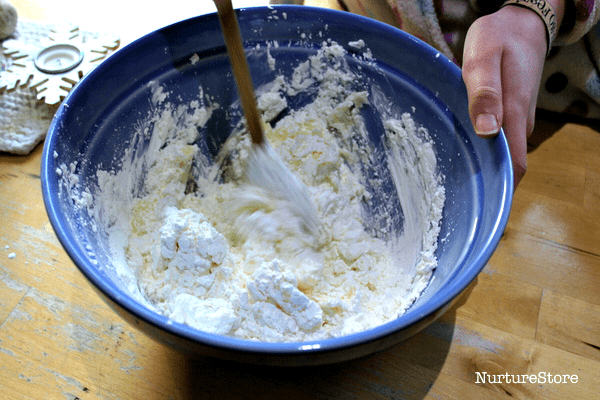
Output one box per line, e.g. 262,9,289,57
66,41,445,342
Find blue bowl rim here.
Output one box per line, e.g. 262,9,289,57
41,5,514,357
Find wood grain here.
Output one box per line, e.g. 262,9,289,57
537,290,600,362
450,270,542,339
1,1,600,399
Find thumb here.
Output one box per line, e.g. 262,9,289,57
462,25,504,137
468,85,503,137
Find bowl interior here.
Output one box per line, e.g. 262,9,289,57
42,6,512,355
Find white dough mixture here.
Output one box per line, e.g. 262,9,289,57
71,41,445,342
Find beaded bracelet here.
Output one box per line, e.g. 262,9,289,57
501,0,557,57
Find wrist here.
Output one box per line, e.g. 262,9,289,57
501,0,566,56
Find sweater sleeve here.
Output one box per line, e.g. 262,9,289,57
384,0,455,59
555,0,600,45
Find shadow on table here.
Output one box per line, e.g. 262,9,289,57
528,109,600,153
179,281,477,400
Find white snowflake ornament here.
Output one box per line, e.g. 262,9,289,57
0,20,120,154
1,21,119,105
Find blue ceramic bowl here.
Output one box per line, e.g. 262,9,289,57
41,6,512,366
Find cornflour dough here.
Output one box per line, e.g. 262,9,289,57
80,41,445,342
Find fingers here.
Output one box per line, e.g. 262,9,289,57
462,10,546,190
462,18,525,188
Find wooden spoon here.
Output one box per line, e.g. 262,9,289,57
213,0,265,146
213,0,320,235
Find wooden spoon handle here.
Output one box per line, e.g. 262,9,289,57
214,0,265,146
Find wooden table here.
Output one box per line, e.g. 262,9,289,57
2,1,599,399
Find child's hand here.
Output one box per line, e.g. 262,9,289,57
462,2,564,188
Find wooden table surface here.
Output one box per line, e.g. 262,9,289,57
1,1,599,399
